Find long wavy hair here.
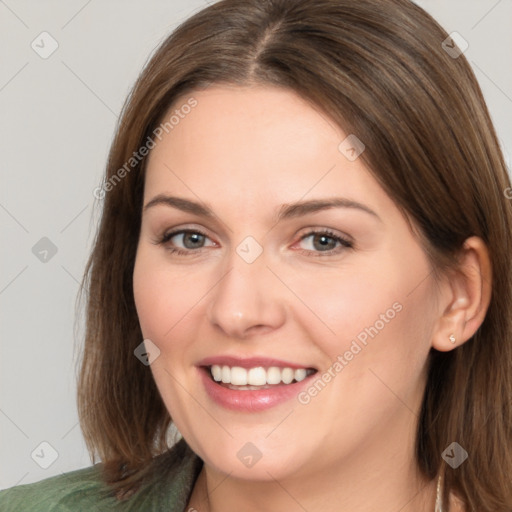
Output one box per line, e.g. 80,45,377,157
77,0,512,509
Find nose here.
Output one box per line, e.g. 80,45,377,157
206,248,287,339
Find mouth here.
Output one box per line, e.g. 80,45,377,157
196,355,319,411
203,364,317,390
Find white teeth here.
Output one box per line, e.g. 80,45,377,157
230,366,247,386
210,365,313,386
266,367,281,385
281,368,294,384
248,367,267,386
221,365,230,383
211,365,222,382
294,368,307,382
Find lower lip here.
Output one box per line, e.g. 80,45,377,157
198,367,316,412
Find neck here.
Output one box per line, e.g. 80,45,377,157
188,436,439,512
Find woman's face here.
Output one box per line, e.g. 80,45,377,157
133,85,439,482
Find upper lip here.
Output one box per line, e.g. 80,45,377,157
197,355,316,370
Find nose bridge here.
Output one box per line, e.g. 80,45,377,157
206,238,286,338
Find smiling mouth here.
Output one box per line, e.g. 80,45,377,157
204,364,317,390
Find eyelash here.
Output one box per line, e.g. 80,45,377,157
153,228,353,257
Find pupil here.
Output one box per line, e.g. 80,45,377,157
185,233,204,248
314,234,335,251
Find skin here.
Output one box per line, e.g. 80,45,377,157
132,85,491,512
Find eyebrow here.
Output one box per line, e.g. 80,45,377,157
143,194,381,222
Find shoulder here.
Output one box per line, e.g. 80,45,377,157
0,465,118,511
0,440,203,512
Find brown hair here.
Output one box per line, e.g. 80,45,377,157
77,0,512,509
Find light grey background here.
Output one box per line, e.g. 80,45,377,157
1,0,511,489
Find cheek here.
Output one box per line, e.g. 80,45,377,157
289,263,433,452
293,250,433,385
337,291,432,439
132,249,203,414
286,259,403,349
133,247,203,342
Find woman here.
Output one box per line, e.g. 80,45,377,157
1,0,511,510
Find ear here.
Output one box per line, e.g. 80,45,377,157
431,236,492,352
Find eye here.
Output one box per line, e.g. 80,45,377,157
154,228,215,255
153,227,353,258
296,229,353,256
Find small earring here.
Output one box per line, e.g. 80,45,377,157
449,334,456,344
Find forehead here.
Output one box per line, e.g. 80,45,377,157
143,85,392,218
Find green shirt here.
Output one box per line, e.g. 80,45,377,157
0,441,203,511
